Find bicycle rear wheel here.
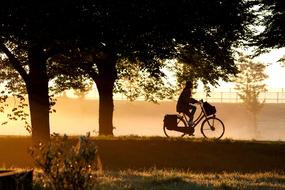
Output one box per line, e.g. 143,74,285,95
163,115,187,137
201,117,225,139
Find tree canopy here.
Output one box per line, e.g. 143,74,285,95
0,0,256,86
252,0,285,55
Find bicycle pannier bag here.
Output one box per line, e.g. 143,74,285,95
203,102,216,116
164,114,177,130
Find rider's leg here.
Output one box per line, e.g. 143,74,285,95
186,105,196,128
188,105,196,121
183,110,192,121
182,109,194,127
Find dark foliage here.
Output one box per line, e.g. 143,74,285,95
252,0,285,54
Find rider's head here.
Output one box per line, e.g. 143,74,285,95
185,81,193,89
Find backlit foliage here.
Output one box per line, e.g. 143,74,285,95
29,134,99,190
234,54,268,114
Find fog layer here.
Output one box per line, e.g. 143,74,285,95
1,98,285,141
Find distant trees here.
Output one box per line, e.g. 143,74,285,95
73,83,93,100
234,54,268,137
0,0,256,141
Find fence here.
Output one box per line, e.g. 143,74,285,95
193,88,285,103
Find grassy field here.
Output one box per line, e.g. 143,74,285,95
30,168,285,189
95,170,285,190
1,136,285,172
1,136,285,189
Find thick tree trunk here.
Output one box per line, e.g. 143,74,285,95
97,81,115,135
93,53,117,136
27,45,50,143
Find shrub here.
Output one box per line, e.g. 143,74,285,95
29,133,99,190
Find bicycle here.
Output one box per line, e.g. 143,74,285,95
163,100,225,139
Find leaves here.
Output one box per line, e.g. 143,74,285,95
252,0,285,53
29,134,99,190
0,93,30,132
0,0,255,91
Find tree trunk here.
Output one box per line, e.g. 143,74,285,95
94,53,117,136
97,81,115,135
27,45,50,143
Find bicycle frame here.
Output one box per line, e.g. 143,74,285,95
180,102,214,128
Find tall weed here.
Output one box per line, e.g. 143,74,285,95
29,133,99,190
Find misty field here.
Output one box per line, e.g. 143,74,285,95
1,136,285,189
2,98,285,141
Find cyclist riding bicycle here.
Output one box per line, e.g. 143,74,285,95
164,81,224,139
176,81,200,127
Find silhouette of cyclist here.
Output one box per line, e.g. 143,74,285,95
176,81,199,126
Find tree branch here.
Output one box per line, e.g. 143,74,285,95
81,63,99,84
0,42,29,83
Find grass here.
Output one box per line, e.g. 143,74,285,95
1,136,285,189
1,136,285,172
93,136,285,173
32,169,285,190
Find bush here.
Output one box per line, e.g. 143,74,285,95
29,133,99,190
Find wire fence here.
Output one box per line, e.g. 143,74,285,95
193,88,285,103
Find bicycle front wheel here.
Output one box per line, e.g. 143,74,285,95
163,115,187,138
201,117,225,139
